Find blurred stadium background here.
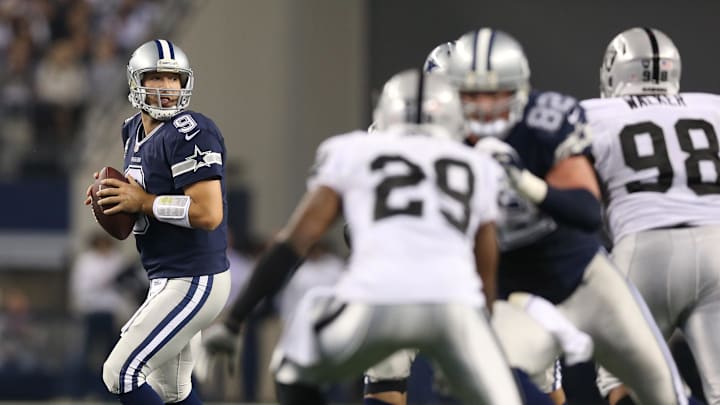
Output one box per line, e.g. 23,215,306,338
0,0,717,403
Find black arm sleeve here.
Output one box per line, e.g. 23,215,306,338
225,241,303,333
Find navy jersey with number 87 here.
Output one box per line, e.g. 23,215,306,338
497,90,599,304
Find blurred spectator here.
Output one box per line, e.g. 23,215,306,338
232,234,269,402
0,37,34,178
3,1,50,49
0,288,53,399
34,39,88,155
89,33,124,96
226,231,263,306
99,0,160,53
68,231,134,399
0,0,165,177
199,232,267,402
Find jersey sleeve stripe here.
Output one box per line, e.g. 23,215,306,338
171,152,222,177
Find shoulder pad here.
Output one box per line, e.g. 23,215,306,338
121,112,141,131
121,113,141,144
524,90,584,138
167,110,219,141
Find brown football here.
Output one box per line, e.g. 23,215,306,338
90,166,137,240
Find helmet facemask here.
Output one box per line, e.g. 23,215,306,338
128,67,193,121
447,28,531,140
461,87,529,139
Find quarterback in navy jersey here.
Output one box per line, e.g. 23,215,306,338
120,110,228,279
86,39,231,405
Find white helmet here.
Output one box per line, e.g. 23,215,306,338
447,28,530,138
424,41,455,74
127,39,194,120
600,27,681,98
373,69,465,141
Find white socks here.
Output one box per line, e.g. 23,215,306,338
509,292,594,365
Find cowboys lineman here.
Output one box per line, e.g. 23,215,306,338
455,27,689,405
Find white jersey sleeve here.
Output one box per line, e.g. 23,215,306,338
307,130,366,193
582,93,720,244
472,150,501,226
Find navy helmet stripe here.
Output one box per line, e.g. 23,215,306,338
486,29,497,71
416,69,425,124
154,39,164,59
643,27,660,83
167,40,176,59
471,30,480,71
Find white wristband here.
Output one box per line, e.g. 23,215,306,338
152,195,192,228
514,169,548,203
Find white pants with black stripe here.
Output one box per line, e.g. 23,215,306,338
103,271,230,402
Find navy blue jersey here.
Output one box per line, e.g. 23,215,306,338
121,111,229,279
498,90,600,304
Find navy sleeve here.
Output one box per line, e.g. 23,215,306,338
164,112,226,190
121,118,131,150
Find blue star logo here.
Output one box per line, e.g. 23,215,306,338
425,59,438,72
186,145,212,171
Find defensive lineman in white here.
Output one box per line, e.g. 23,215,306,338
584,27,720,405
206,69,524,404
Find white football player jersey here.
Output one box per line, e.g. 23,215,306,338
308,130,501,307
582,93,720,244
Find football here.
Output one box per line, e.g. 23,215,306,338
90,166,137,240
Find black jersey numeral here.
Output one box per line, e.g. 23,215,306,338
675,119,720,195
371,155,475,233
371,156,425,220
620,119,720,195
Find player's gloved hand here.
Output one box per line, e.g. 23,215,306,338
474,137,524,183
475,137,548,204
203,322,240,355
